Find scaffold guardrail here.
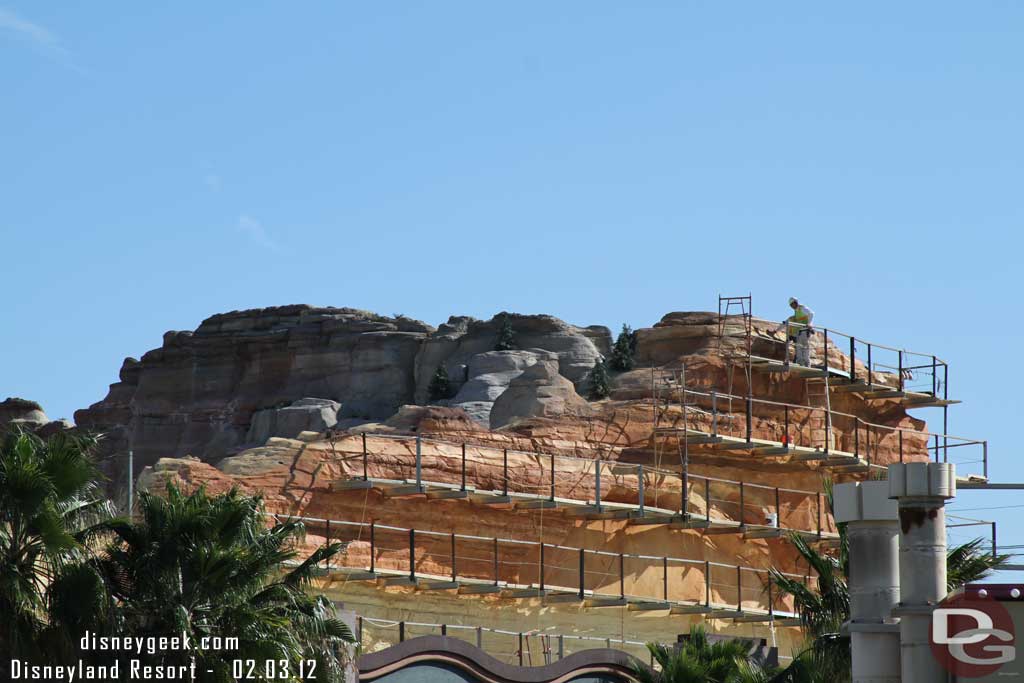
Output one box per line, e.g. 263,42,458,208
651,368,987,480
356,616,654,667
327,432,838,540
272,513,815,623
721,313,955,408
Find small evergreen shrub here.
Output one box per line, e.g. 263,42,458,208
494,316,516,351
589,360,611,400
609,324,637,371
428,365,454,401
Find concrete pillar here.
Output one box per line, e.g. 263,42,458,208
889,462,956,683
834,480,901,683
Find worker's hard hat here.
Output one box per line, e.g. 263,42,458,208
788,297,797,305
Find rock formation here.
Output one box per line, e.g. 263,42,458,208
0,397,73,437
246,398,341,444
488,358,593,428
0,397,50,429
75,306,611,473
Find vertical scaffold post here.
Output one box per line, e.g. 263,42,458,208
477,627,483,649
745,396,753,443
595,457,602,510
503,448,509,496
774,488,781,528
578,549,586,600
854,418,860,458
540,543,546,591
983,441,989,480
817,493,823,537
518,634,524,666
711,390,718,436
823,329,829,375
493,538,499,587
850,337,857,384
704,561,711,607
867,344,873,387
663,557,669,601
619,554,625,599
992,523,998,559
325,520,332,573
357,616,363,646
898,350,904,391
705,477,711,521
899,430,904,463
415,435,422,489
932,355,938,396
558,635,564,660
637,465,645,515
362,433,369,481
460,443,467,491
768,577,774,617
369,522,376,573
784,404,790,447
736,566,742,611
550,453,556,502
739,482,745,527
409,529,416,583
450,533,457,582
399,621,406,642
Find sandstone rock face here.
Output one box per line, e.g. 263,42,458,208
447,349,556,424
414,314,610,405
246,398,340,445
0,397,50,429
489,359,593,429
75,306,433,469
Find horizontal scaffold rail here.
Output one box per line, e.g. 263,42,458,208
722,313,955,407
356,615,660,666
272,512,812,624
328,433,838,541
651,372,988,481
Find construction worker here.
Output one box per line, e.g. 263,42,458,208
775,297,814,366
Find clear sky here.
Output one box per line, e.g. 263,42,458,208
2,4,1021,570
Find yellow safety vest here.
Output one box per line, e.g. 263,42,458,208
787,307,811,338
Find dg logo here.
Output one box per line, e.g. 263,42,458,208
931,591,1016,678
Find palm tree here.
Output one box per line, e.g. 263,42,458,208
770,484,1010,683
632,625,776,683
0,428,116,668
61,484,354,681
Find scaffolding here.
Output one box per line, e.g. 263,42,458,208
648,365,988,482
331,433,841,541
273,512,813,624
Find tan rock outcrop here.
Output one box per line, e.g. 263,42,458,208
489,360,594,429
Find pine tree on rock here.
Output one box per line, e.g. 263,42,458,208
428,365,454,401
494,316,516,351
610,324,636,371
589,360,611,399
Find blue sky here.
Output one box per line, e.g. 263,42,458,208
1,4,1021,568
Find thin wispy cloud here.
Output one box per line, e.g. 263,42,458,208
0,7,82,72
236,214,280,251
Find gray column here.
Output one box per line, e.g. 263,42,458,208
889,462,956,683
834,480,901,683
